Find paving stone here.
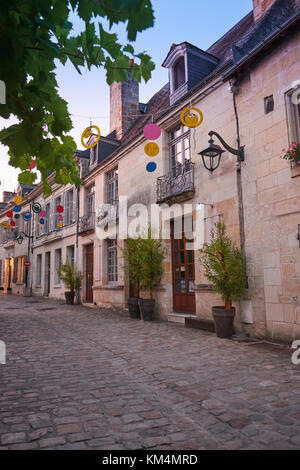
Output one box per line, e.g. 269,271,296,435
1,432,26,445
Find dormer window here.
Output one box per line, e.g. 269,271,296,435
162,42,219,106
174,57,185,90
90,143,97,166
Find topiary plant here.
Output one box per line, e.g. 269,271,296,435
122,236,144,298
58,262,83,293
139,227,165,299
199,222,246,309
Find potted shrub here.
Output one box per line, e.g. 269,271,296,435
58,262,83,305
199,222,246,339
122,237,143,319
281,142,300,165
138,228,165,321
0,287,4,294
7,287,12,295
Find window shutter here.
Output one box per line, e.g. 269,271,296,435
72,188,77,223
13,257,18,283
0,259,2,285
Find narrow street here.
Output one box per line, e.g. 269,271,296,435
0,295,300,450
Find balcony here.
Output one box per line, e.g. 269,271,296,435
156,161,195,204
79,212,95,234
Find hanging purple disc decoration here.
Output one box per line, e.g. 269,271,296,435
39,210,46,218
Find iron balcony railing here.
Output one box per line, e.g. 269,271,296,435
156,161,195,204
79,212,95,234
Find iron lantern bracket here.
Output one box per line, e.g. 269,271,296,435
208,130,244,162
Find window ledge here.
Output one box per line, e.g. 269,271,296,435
93,284,124,291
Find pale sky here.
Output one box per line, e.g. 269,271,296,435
0,0,253,195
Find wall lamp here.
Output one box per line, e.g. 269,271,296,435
198,130,245,173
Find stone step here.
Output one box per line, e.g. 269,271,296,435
185,317,215,332
168,312,196,324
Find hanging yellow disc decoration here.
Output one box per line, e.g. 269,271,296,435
144,142,160,157
81,125,101,149
57,222,63,228
14,195,23,205
180,106,203,128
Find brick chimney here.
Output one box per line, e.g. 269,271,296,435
253,0,277,22
110,75,139,140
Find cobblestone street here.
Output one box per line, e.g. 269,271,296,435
0,294,300,450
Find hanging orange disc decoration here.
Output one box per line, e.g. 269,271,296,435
144,142,160,157
81,125,101,149
180,106,203,128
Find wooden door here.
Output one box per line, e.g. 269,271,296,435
86,244,93,303
171,220,195,313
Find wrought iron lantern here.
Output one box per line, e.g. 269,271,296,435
198,130,244,173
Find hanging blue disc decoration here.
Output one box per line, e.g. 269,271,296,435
23,211,32,221
39,218,45,224
14,205,21,212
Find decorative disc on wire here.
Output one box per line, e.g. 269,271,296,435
14,214,20,219
6,210,13,218
14,195,22,205
143,123,161,140
39,218,45,225
56,205,64,213
38,210,46,218
81,125,101,149
180,106,203,128
32,202,42,214
23,211,32,221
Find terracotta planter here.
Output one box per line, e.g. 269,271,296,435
65,291,75,305
212,306,235,339
127,298,141,319
138,298,155,321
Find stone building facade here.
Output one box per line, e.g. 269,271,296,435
0,0,299,343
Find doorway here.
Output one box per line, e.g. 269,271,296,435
85,244,93,303
171,219,196,314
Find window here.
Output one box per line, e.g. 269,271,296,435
169,124,191,177
44,203,51,234
264,95,274,114
107,238,118,282
286,84,300,143
90,143,98,166
87,185,95,216
55,249,62,284
67,245,75,266
65,189,74,225
36,254,42,285
106,168,118,205
173,57,185,90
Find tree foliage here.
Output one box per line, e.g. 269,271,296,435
199,222,246,309
0,0,155,193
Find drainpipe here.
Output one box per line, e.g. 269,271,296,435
231,79,248,288
75,186,80,304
